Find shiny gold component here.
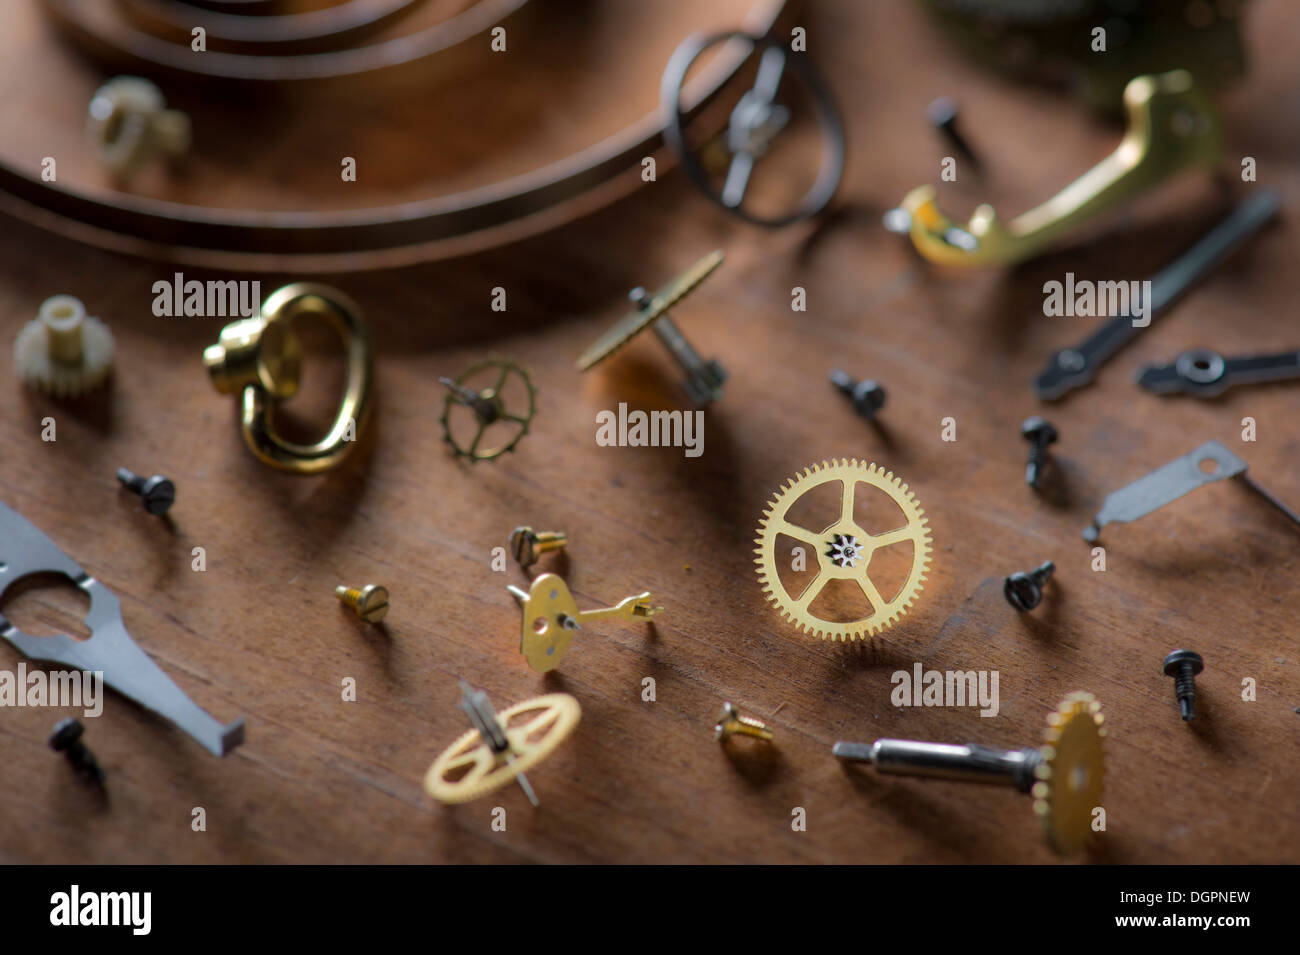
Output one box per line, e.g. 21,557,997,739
899,71,1220,267
577,250,722,370
715,702,774,743
507,573,661,673
755,459,931,640
833,693,1106,855
577,250,727,404
510,526,566,567
86,76,191,179
424,692,581,804
439,358,536,461
1033,691,1107,855
204,283,372,474
13,295,115,397
334,584,389,624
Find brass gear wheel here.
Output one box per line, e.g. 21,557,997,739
1033,691,1106,855
423,693,580,804
440,357,536,461
755,459,931,640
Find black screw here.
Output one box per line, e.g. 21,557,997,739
49,717,105,784
116,467,175,515
1163,649,1205,722
1004,560,1055,611
1021,416,1058,489
830,370,886,419
927,96,981,171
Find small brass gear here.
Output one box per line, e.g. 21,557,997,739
424,693,580,804
440,357,536,461
1032,691,1106,855
754,459,931,640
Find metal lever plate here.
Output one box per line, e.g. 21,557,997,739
508,573,657,673
1137,347,1300,397
0,501,244,756
1084,440,1300,541
1034,190,1280,400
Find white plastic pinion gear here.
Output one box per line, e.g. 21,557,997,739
14,295,115,397
754,458,931,640
86,76,191,179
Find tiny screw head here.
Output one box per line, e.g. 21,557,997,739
510,526,566,566
926,96,958,130
335,584,389,623
354,585,389,623
1004,573,1040,611
830,370,886,419
49,717,84,751
1004,561,1054,612
714,702,773,743
138,476,176,515
117,467,175,515
853,380,886,415
1021,416,1059,445
1163,649,1204,677
511,526,538,564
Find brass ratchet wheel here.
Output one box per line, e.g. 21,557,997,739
423,693,581,804
440,357,537,461
1033,691,1106,855
755,459,931,640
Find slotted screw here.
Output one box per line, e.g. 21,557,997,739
715,702,774,743
510,526,566,567
116,467,175,515
1004,560,1055,611
335,584,390,624
830,370,886,419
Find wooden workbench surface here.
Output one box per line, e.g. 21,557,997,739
1,0,1297,864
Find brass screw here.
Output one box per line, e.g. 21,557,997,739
714,702,774,743
334,584,389,623
510,526,567,567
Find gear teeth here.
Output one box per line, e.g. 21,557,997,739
754,459,931,642
1033,692,1106,855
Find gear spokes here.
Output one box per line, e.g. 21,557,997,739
439,357,536,461
755,459,931,640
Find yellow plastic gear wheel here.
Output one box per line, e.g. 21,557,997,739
754,459,931,640
423,693,580,804
1033,691,1106,855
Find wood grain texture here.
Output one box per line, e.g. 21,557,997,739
1,0,1298,864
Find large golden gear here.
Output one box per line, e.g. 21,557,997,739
754,459,930,640
423,693,580,804
1033,691,1106,855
